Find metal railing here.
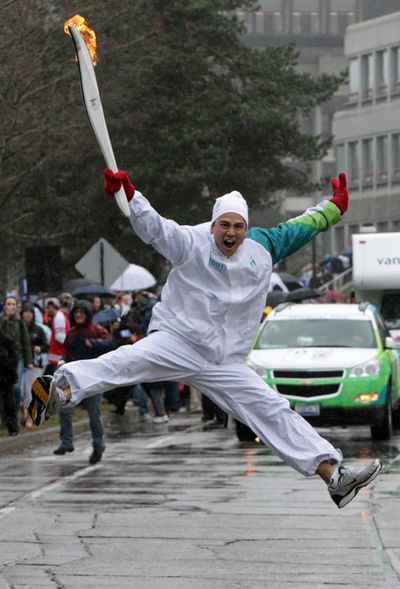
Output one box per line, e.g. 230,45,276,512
319,267,353,294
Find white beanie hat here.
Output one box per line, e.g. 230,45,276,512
211,191,248,226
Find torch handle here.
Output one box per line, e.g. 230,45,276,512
68,25,131,217
102,153,132,218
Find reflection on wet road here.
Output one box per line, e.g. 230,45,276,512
0,417,399,588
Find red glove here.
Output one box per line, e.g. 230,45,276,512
330,172,348,215
103,168,135,202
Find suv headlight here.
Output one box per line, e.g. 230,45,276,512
349,359,380,378
247,358,266,378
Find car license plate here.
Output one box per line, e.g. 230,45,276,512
295,403,320,417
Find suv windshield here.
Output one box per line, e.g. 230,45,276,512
256,318,377,350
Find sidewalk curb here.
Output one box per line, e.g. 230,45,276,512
0,406,141,456
0,419,92,456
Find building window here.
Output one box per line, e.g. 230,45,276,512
345,12,355,27
348,58,359,103
310,12,320,33
377,222,388,233
321,111,332,140
254,11,265,34
391,46,400,95
392,220,400,231
377,136,388,185
348,224,360,248
361,54,373,102
292,11,301,33
329,11,339,34
335,226,345,253
362,139,374,188
376,50,388,98
329,11,355,34
290,1,320,34
392,133,400,183
273,11,283,33
348,141,359,188
335,144,345,175
235,11,246,26
265,11,284,34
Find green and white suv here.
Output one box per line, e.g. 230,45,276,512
237,302,400,442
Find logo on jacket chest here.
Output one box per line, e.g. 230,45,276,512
209,256,228,272
208,255,260,274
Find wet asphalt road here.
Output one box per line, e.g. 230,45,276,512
0,415,399,589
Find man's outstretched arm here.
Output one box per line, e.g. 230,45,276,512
103,168,192,266
247,173,348,265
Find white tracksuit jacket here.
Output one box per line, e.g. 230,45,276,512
130,191,340,365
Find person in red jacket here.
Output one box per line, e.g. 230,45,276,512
53,299,114,464
44,294,73,375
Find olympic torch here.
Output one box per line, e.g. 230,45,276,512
64,15,131,217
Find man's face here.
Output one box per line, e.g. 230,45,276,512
211,213,247,257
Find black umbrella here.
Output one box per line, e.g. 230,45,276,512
266,291,287,308
71,284,117,297
93,307,121,324
277,272,303,291
284,287,322,303
63,277,96,292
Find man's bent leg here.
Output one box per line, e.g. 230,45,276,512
190,362,382,507
30,332,207,426
189,362,342,477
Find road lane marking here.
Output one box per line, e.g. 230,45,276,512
29,463,102,502
0,506,16,520
0,463,103,518
145,423,205,448
146,436,176,448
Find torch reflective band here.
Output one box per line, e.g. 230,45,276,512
64,15,131,218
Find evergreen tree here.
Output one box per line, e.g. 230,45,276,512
0,0,344,291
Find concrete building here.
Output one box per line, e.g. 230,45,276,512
237,0,400,266
332,11,400,255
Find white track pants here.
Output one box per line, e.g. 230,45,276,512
55,331,342,476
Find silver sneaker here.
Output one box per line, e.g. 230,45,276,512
328,459,382,509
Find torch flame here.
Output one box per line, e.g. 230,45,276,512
64,14,97,65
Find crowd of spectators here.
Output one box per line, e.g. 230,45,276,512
299,252,352,289
0,288,226,458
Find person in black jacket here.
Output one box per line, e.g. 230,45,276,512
53,300,113,464
0,326,19,435
20,303,48,428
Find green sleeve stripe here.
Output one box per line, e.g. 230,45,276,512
248,201,341,265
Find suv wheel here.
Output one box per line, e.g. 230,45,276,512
371,388,393,441
235,420,257,442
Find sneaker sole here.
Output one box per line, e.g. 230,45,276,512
30,377,52,426
337,460,382,509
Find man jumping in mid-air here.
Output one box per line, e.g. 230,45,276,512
30,169,381,509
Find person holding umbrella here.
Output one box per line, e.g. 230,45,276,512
29,170,381,509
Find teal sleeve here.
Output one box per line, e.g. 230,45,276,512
247,200,341,265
